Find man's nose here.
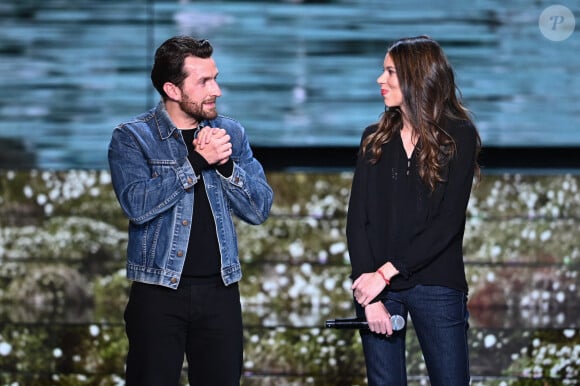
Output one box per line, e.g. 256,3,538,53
211,81,222,97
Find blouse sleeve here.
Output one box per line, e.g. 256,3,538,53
346,127,377,280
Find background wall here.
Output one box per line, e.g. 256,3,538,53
0,0,579,170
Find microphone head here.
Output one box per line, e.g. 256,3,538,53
391,314,406,331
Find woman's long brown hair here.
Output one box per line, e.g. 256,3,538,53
361,36,481,192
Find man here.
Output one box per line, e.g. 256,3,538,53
108,36,273,386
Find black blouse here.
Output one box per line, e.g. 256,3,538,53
346,119,478,293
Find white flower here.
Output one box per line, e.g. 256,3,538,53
0,342,12,356
53,348,63,358
89,325,100,337
483,334,497,348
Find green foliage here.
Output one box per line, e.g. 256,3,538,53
506,329,579,383
1,170,579,385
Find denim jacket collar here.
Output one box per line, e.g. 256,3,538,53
155,101,212,141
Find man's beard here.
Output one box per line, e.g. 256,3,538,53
179,96,218,122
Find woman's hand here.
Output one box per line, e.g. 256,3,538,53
364,302,394,335
352,272,387,307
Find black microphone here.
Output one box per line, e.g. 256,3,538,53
325,315,406,331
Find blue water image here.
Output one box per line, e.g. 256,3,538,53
0,0,578,169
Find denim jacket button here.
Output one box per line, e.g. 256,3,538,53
170,277,178,284
182,220,188,226
187,177,193,184
177,250,184,257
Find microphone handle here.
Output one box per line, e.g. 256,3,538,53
325,315,405,331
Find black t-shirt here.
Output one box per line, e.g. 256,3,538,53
180,128,233,280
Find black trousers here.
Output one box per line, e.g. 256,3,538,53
124,279,243,386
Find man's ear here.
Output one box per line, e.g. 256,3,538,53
163,82,181,101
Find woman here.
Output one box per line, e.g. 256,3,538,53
346,36,481,386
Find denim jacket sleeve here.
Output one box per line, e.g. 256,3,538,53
108,121,197,225
214,118,273,225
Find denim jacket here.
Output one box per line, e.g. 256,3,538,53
108,102,273,289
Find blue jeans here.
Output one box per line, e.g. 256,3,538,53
355,285,470,386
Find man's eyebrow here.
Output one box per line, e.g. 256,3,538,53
199,73,218,82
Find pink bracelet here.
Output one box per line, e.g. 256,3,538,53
377,269,390,285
